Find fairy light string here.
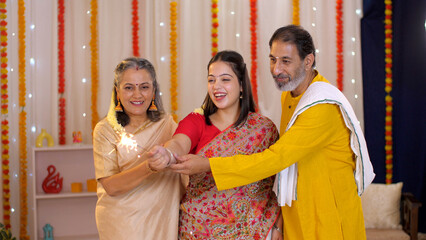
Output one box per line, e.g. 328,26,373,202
169,1,178,121
211,0,218,57
292,0,300,25
0,0,10,229
90,0,99,130
132,0,140,57
384,0,393,184
250,0,258,107
58,0,66,144
18,0,29,238
336,0,344,91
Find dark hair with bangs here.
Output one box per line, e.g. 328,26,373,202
202,50,256,128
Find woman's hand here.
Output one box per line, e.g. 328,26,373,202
271,211,283,240
169,154,211,175
146,145,174,172
271,227,283,240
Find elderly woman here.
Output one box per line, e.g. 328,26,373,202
93,57,184,240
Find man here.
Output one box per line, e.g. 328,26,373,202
171,25,375,239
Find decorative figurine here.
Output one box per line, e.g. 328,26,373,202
42,165,63,194
72,131,82,144
43,223,54,240
36,129,54,147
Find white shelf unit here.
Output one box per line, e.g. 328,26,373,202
32,145,99,240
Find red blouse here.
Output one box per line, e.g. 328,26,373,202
174,112,222,154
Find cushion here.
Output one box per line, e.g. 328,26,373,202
361,182,403,229
365,228,409,240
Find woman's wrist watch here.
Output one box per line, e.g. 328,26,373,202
273,224,282,234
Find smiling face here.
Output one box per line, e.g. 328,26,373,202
116,68,154,121
269,41,307,93
207,61,242,112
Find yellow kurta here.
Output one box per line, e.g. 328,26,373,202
210,74,366,239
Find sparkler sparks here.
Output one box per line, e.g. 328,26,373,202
118,131,139,152
108,130,147,156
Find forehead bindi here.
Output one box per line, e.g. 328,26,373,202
121,69,153,84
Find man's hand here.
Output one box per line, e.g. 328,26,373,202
169,154,211,175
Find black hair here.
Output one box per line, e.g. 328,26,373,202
269,25,316,67
202,50,256,128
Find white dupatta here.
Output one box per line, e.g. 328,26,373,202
273,81,375,207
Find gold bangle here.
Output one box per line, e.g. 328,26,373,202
146,161,158,174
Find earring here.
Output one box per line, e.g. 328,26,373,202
148,95,158,111
115,99,123,112
239,92,243,99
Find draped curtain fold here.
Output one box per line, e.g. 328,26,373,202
4,0,364,237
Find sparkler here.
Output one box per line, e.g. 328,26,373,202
118,131,139,152
108,130,148,156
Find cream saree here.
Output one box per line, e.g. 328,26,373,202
93,114,182,240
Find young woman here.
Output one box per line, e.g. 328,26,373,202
148,51,283,240
93,57,184,240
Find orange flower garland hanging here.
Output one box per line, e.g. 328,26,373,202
336,0,344,91
169,1,178,122
132,0,140,57
292,0,300,25
0,0,10,229
58,0,66,144
90,0,99,130
18,0,29,238
384,0,393,184
211,0,218,57
250,0,258,107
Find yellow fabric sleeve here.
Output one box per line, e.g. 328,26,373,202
210,103,344,191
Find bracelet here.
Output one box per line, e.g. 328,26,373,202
272,224,282,234
146,161,158,174
164,148,176,167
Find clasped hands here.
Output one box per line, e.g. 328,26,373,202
146,145,210,175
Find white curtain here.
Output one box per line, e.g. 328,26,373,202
5,0,364,237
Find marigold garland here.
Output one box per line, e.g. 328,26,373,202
336,0,344,91
169,1,178,122
250,0,258,108
384,0,393,184
132,0,140,57
211,0,218,57
58,0,66,145
0,0,10,230
18,0,29,238
90,0,99,130
292,0,300,25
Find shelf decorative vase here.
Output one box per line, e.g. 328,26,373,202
42,165,63,194
36,129,54,147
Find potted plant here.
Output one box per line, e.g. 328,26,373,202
0,223,16,240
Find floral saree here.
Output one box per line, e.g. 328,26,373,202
179,112,280,239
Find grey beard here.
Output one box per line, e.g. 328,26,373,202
274,69,306,91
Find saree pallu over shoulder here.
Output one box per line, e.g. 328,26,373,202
179,112,280,240
94,114,181,240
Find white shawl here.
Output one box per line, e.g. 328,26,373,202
273,81,375,207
